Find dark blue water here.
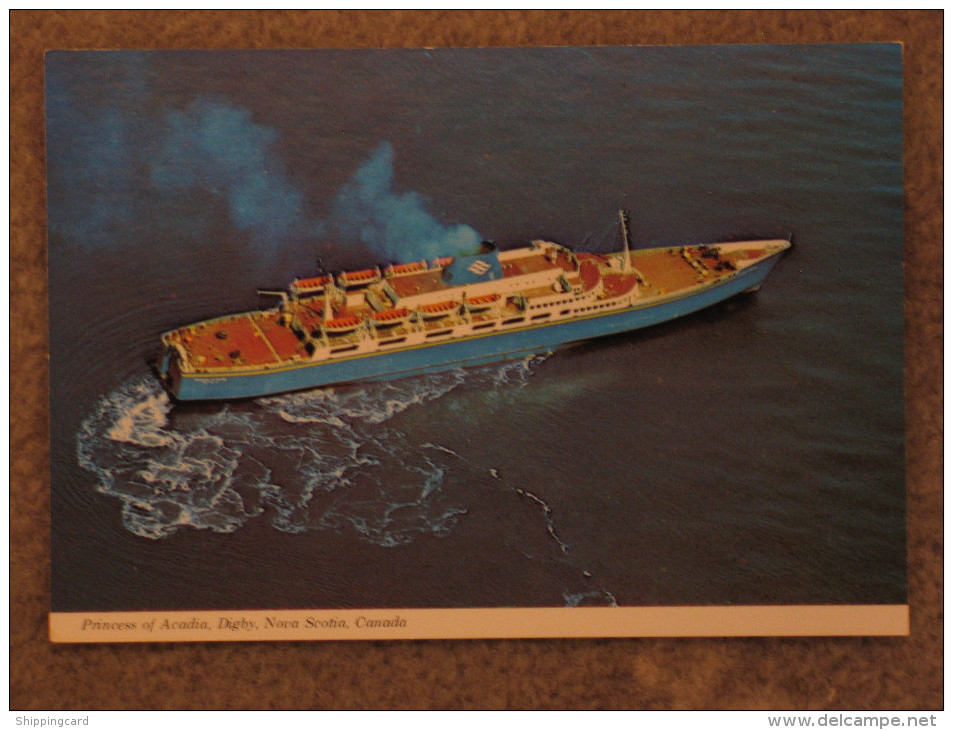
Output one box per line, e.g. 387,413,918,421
46,45,905,611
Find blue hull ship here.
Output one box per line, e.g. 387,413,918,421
158,213,790,401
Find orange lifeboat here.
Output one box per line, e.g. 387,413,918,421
386,261,427,276
290,274,333,295
320,316,363,334
369,308,412,327
464,293,501,312
338,268,381,288
418,300,459,319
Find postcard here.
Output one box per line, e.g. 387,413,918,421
46,45,907,642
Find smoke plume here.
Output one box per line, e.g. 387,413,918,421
151,99,317,247
331,141,481,261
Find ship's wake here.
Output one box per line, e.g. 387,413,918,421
76,357,548,545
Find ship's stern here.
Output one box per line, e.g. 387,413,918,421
156,335,184,399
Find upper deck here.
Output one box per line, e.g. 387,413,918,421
383,243,577,304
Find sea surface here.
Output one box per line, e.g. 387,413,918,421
46,45,906,611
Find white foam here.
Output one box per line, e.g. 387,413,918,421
563,590,619,608
77,358,550,544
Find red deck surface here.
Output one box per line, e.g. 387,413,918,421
388,269,446,298
602,272,639,298
182,315,285,367
255,313,307,359
578,259,601,292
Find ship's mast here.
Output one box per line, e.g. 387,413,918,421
618,209,632,272
619,209,647,285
